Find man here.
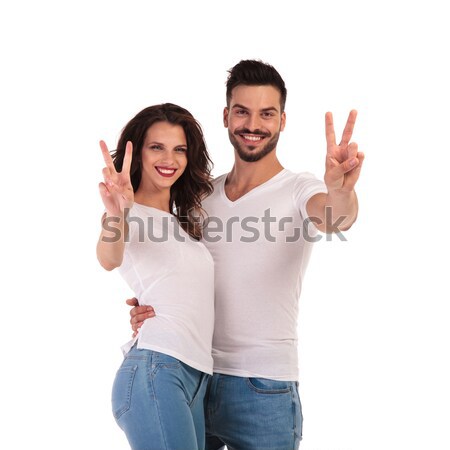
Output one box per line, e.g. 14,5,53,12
128,60,364,449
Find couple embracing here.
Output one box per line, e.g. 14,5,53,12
97,59,364,450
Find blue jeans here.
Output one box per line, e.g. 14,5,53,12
112,345,210,450
205,373,303,450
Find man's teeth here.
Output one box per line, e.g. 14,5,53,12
242,135,263,141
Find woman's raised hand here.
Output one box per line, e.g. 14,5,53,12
98,140,134,216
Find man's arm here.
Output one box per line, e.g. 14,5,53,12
307,110,364,233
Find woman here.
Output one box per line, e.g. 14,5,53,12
97,103,214,450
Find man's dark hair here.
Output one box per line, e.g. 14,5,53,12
226,59,287,112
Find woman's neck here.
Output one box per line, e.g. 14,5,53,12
134,187,171,213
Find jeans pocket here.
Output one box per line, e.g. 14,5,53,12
153,351,181,367
188,373,209,408
294,381,303,441
151,352,182,377
246,377,292,394
111,364,138,420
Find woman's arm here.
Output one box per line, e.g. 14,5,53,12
96,212,129,270
96,140,134,270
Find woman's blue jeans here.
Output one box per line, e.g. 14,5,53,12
112,345,210,450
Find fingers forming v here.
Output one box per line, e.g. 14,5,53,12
339,110,357,148
122,141,133,176
100,140,117,174
325,112,336,152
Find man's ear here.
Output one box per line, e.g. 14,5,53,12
280,111,286,131
223,107,229,128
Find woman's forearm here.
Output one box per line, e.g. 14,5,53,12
96,213,128,271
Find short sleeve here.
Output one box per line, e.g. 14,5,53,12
293,172,327,221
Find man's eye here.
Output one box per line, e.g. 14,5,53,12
262,112,274,118
236,109,247,115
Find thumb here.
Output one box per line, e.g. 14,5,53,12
328,157,359,180
126,297,139,306
98,182,110,197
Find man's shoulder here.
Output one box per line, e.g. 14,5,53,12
273,169,324,192
283,169,320,181
211,173,228,187
202,173,227,206
280,169,327,202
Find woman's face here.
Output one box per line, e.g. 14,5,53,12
139,121,188,192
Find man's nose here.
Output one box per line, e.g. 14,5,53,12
245,113,261,132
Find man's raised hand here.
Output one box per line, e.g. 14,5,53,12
324,110,364,193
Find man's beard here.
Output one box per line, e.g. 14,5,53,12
228,128,281,162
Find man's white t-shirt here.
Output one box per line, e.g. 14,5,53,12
201,169,327,381
119,203,215,375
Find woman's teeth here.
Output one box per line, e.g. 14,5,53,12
156,167,176,176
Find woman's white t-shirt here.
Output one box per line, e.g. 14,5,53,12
119,203,215,375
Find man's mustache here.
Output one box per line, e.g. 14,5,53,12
234,128,271,137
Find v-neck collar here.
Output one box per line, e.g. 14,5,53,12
220,169,287,206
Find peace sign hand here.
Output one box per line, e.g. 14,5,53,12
98,140,134,216
324,110,364,193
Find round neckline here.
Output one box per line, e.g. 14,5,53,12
132,202,173,216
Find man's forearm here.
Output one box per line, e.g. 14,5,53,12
324,189,358,232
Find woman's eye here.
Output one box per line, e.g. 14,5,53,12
176,147,187,153
150,145,162,150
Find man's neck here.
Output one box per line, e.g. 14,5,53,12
225,151,284,201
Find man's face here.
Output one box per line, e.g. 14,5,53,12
224,85,286,162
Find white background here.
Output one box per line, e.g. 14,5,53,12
1,1,449,449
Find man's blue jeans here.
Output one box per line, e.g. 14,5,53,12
205,373,303,450
112,345,209,450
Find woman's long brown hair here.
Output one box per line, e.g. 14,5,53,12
111,103,213,240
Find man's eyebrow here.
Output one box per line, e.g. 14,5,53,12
232,104,249,110
232,104,279,113
261,106,279,113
